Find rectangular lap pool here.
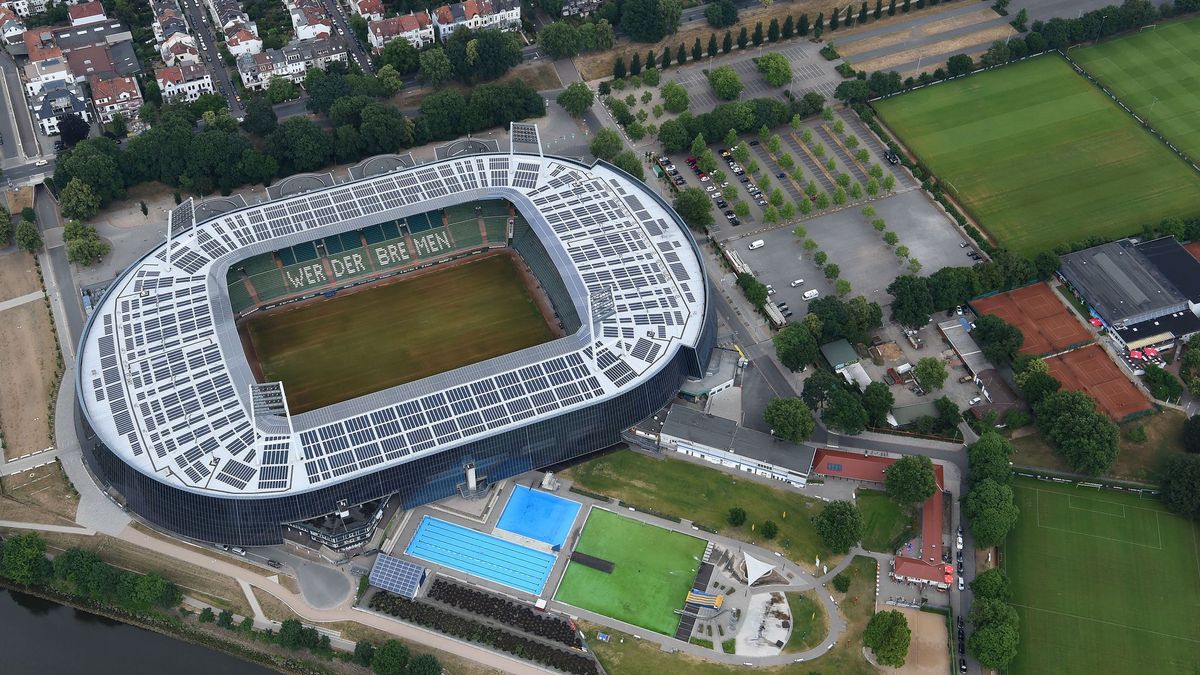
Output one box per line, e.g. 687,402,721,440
404,516,556,595
496,485,582,548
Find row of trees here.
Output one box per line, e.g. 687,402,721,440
538,18,617,59
967,568,1021,669
375,27,524,86
964,433,1020,549
657,92,825,154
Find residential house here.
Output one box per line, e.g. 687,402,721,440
52,21,140,76
151,0,189,42
67,1,106,26
35,86,90,135
350,0,383,22
431,0,520,43
160,31,200,66
368,11,433,52
2,0,48,19
224,24,262,56
287,0,333,41
90,74,142,123
0,5,25,51
156,62,214,103
237,35,347,90
206,0,249,30
560,0,600,17
23,53,71,98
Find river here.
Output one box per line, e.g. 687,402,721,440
0,588,275,675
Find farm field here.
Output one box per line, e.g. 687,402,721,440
1072,17,1200,162
554,508,705,636
1005,478,1200,675
243,254,554,413
875,55,1200,256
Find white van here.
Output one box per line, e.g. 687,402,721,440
802,289,819,300
748,240,765,250
790,279,805,287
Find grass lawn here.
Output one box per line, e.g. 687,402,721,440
1073,16,1200,161
554,508,706,635
874,55,1200,256
1006,478,1200,675
1010,409,1186,482
243,254,554,413
579,557,877,675
784,591,827,653
855,489,912,552
565,450,831,566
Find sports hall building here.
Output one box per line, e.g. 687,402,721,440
75,132,715,546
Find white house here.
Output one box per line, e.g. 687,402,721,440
431,0,520,43
350,0,383,22
237,35,346,90
287,0,332,41
2,0,48,18
67,1,106,27
224,24,261,56
90,74,141,123
35,86,90,135
156,62,214,103
368,11,433,52
160,31,200,66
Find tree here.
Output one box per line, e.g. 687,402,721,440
1035,390,1119,475
963,478,1019,547
707,34,719,57
705,0,738,28
406,655,442,675
767,18,780,42
823,387,869,435
764,397,816,442
760,520,779,539
621,0,682,43
886,275,933,328
967,432,1014,487
266,76,297,104
419,47,454,85
863,610,911,667
969,618,1020,669
540,21,580,58
371,639,411,675
728,506,747,526
199,607,215,623
973,314,1024,366
59,113,90,146
757,52,793,87
773,324,819,371
913,357,948,390
824,263,840,279
612,150,645,180
885,455,938,506
267,117,333,173
613,56,627,79
737,272,768,307
708,66,743,100
0,532,50,586
723,30,733,53
241,95,277,136
554,82,595,119
630,53,643,76
970,568,1011,601
1143,364,1183,401
801,369,843,410
661,80,689,112
980,40,1012,67
862,381,895,427
947,53,974,76
589,128,623,161
673,187,715,229
1184,415,1200,454
692,37,702,61
60,178,101,220
217,609,234,628
1016,362,1060,407
813,500,864,553
379,37,420,74
353,641,377,667
14,220,41,253
737,26,748,49
0,208,10,247
752,21,764,45
1159,454,1200,520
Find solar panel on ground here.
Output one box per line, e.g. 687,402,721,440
369,554,425,599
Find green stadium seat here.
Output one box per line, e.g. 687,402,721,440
448,220,483,249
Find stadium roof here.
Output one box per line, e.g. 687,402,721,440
77,153,708,498
1059,237,1200,327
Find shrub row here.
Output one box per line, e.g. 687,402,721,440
426,578,581,648
617,501,683,523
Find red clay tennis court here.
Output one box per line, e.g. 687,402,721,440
1044,345,1151,421
971,283,1092,356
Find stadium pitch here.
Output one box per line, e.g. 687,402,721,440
1005,478,1200,675
1073,16,1200,162
874,55,1200,256
554,508,706,636
241,253,557,414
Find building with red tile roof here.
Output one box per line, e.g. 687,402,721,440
68,1,106,26
89,74,142,123
368,11,434,52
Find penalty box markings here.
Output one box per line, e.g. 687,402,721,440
1031,487,1163,550
1009,603,1200,645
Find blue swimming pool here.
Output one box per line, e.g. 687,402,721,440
404,516,556,595
496,485,582,548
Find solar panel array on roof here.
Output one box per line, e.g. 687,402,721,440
369,554,425,599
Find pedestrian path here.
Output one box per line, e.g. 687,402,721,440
0,290,44,313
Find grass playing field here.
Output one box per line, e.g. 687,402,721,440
243,254,555,413
1073,17,1200,162
874,55,1200,256
554,508,706,636
1005,478,1200,675
856,489,912,552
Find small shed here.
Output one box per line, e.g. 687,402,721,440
820,339,859,371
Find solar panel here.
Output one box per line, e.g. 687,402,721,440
369,555,425,599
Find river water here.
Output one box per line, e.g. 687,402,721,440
0,588,275,675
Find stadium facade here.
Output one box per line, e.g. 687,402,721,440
75,146,715,546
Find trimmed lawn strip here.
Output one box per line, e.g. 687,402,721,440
784,591,827,653
874,55,1200,256
555,508,705,636
1006,478,1200,675
564,450,831,567
855,489,911,553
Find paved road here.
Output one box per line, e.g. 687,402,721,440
320,0,374,73
0,52,39,161
179,0,244,116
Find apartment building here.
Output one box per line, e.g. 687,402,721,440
237,35,347,90
431,0,520,42
156,62,214,103
90,74,142,123
368,11,433,52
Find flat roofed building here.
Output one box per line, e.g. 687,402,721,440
658,405,813,488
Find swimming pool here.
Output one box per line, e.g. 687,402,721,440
404,516,556,595
496,485,582,548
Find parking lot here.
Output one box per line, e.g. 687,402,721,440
670,43,842,114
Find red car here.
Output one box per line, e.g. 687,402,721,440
686,155,697,163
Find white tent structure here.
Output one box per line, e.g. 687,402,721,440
744,551,777,586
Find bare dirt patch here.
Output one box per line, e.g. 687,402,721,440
0,300,59,460
4,186,33,216
0,461,78,525
850,24,1014,74
877,607,949,675
0,251,41,303
838,8,1000,57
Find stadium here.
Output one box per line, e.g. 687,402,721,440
74,129,715,547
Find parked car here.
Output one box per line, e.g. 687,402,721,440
749,140,760,146
706,185,717,192
668,169,679,176
267,559,283,569
777,172,786,179
739,176,750,183
968,396,982,406
673,177,686,185
957,576,964,591
665,164,676,171
885,150,901,165
724,210,735,217
960,658,967,673
729,218,741,226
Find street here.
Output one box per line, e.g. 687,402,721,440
0,52,42,162
177,0,244,116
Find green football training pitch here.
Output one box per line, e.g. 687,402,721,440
874,55,1200,256
555,508,707,636
1005,478,1200,675
243,254,555,413
1073,17,1200,163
